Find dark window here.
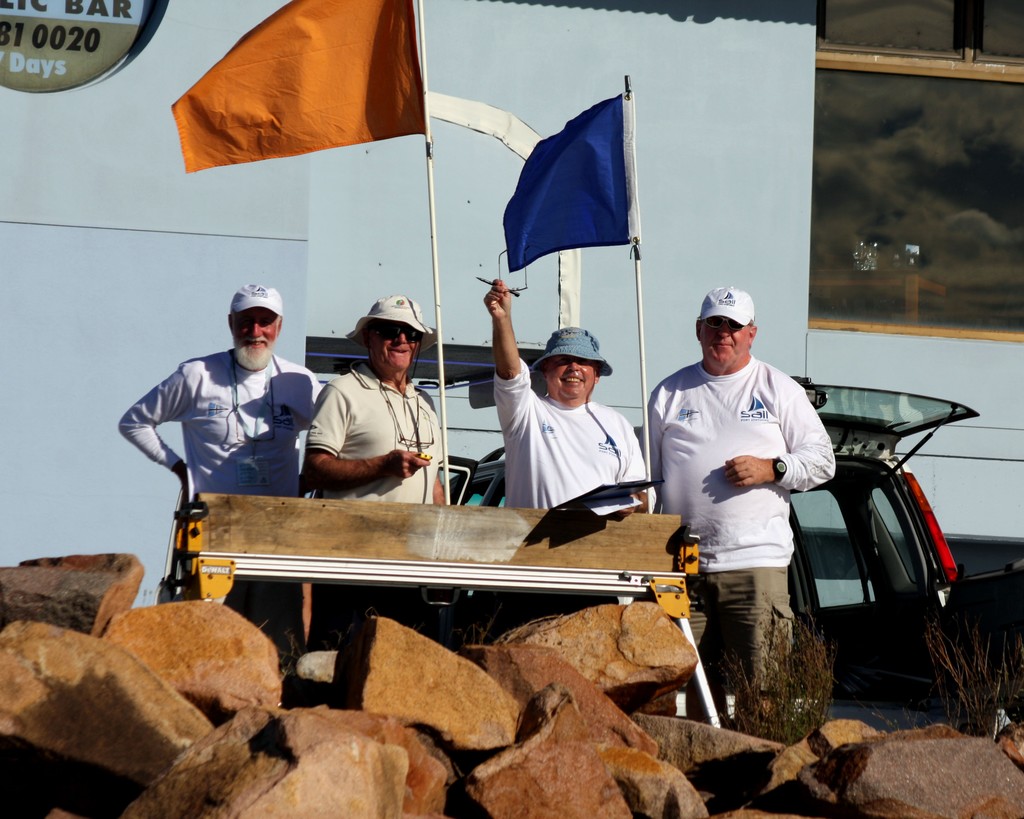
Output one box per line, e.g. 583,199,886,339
820,0,957,54
813,1,1024,340
980,0,1024,59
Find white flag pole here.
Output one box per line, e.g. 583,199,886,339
415,0,451,503
623,77,651,485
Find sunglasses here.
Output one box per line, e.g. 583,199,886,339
371,322,424,343
702,315,748,331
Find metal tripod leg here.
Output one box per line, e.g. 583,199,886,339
676,617,720,728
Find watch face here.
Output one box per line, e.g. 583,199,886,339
774,459,787,477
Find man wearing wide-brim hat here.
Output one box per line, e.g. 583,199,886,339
303,294,442,646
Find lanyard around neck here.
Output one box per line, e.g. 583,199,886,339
230,351,274,443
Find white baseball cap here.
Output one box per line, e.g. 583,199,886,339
700,287,755,325
230,284,284,316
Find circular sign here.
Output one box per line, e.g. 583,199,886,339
0,0,156,92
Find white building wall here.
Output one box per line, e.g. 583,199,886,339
0,0,1017,603
0,1,312,602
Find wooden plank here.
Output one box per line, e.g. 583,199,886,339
192,493,691,575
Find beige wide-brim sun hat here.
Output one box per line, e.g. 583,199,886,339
347,294,437,351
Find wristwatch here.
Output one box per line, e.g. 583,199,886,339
772,458,787,482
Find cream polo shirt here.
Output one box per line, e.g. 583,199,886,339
306,362,441,503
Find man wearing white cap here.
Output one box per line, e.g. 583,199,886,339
648,286,835,710
119,284,322,654
302,294,442,645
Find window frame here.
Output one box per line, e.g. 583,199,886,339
817,0,1024,83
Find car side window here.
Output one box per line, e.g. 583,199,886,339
464,472,506,507
792,489,875,608
465,475,490,506
870,485,923,593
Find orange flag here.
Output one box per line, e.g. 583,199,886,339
172,0,425,173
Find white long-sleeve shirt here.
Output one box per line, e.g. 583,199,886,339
119,351,321,498
495,361,646,509
648,357,835,572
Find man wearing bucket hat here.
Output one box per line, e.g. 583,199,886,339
484,280,646,510
647,286,835,711
475,280,648,633
302,294,443,646
119,284,322,654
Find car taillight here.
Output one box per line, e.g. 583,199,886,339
903,471,959,583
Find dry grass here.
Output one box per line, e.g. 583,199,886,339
925,615,1024,737
723,615,836,744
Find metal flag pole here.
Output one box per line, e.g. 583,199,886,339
415,0,451,503
622,76,652,484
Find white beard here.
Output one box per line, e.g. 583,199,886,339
234,341,274,372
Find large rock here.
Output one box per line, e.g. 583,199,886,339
597,744,709,819
998,722,1024,772
103,600,282,723
799,733,1024,818
338,616,520,751
758,718,882,797
498,602,696,712
0,553,143,636
464,683,632,818
321,709,450,815
122,706,409,818
462,642,658,755
0,620,212,817
632,713,784,813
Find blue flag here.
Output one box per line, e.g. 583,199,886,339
503,94,640,273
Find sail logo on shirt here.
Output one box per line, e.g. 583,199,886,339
541,421,557,437
740,396,770,421
273,405,295,430
597,434,620,457
207,402,230,417
675,408,700,422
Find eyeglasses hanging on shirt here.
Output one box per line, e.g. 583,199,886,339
380,384,434,452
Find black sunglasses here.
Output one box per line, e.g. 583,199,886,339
702,315,748,331
371,322,424,343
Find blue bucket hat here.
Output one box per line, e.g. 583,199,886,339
532,327,612,376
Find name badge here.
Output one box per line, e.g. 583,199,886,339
237,456,270,487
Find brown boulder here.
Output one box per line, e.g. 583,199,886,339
323,709,449,815
462,642,658,755
0,620,212,817
799,733,1024,818
464,684,632,818
122,706,409,818
758,718,882,796
103,600,282,723
632,713,784,812
339,616,520,751
597,744,709,818
498,602,697,712
0,553,143,636
998,722,1024,772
